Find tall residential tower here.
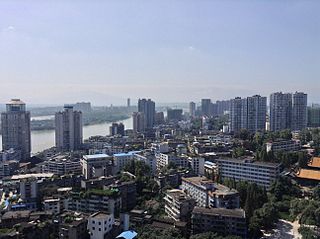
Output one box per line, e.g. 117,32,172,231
138,98,155,129
292,92,308,131
55,105,83,151
1,99,31,160
269,92,293,131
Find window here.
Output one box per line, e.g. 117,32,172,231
92,227,95,230
99,228,101,231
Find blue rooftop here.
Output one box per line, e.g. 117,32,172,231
113,151,140,157
116,230,138,239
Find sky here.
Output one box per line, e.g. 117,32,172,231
0,0,319,106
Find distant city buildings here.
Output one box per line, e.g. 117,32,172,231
308,104,320,127
189,102,196,117
132,112,145,133
201,99,212,117
55,105,83,151
127,98,131,108
109,123,125,136
74,102,92,113
167,108,183,121
1,99,31,160
155,112,165,125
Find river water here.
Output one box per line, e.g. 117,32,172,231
0,117,133,154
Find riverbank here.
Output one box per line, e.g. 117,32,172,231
0,117,133,154
29,115,130,131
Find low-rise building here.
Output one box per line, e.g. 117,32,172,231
215,157,281,188
164,189,196,222
266,140,301,153
87,212,114,239
191,207,247,238
0,160,19,178
58,211,89,239
81,154,113,179
43,198,61,214
181,177,239,209
156,153,189,171
42,154,81,176
113,151,140,174
70,189,121,215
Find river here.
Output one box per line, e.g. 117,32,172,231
0,117,133,154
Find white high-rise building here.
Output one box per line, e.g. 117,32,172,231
55,105,83,151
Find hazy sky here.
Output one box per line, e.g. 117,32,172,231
0,1,319,105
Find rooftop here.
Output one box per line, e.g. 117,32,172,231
116,230,138,239
84,154,110,160
308,157,320,168
114,151,141,157
7,99,25,105
215,157,281,167
8,173,54,180
295,169,320,181
90,212,111,219
192,207,245,218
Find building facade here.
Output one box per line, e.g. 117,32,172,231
191,207,247,238
164,189,196,222
181,177,239,209
215,157,281,188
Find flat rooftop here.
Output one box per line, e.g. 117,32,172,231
84,154,110,160
9,173,54,180
192,207,245,218
215,157,281,167
308,157,320,168
114,151,141,157
90,212,111,219
295,169,320,181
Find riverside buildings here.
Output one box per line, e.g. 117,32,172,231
55,105,83,151
138,98,155,128
1,99,31,160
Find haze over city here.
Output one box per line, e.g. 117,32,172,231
0,1,319,105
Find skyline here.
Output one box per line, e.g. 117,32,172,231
0,1,319,104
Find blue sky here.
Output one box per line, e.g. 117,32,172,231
0,0,319,105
